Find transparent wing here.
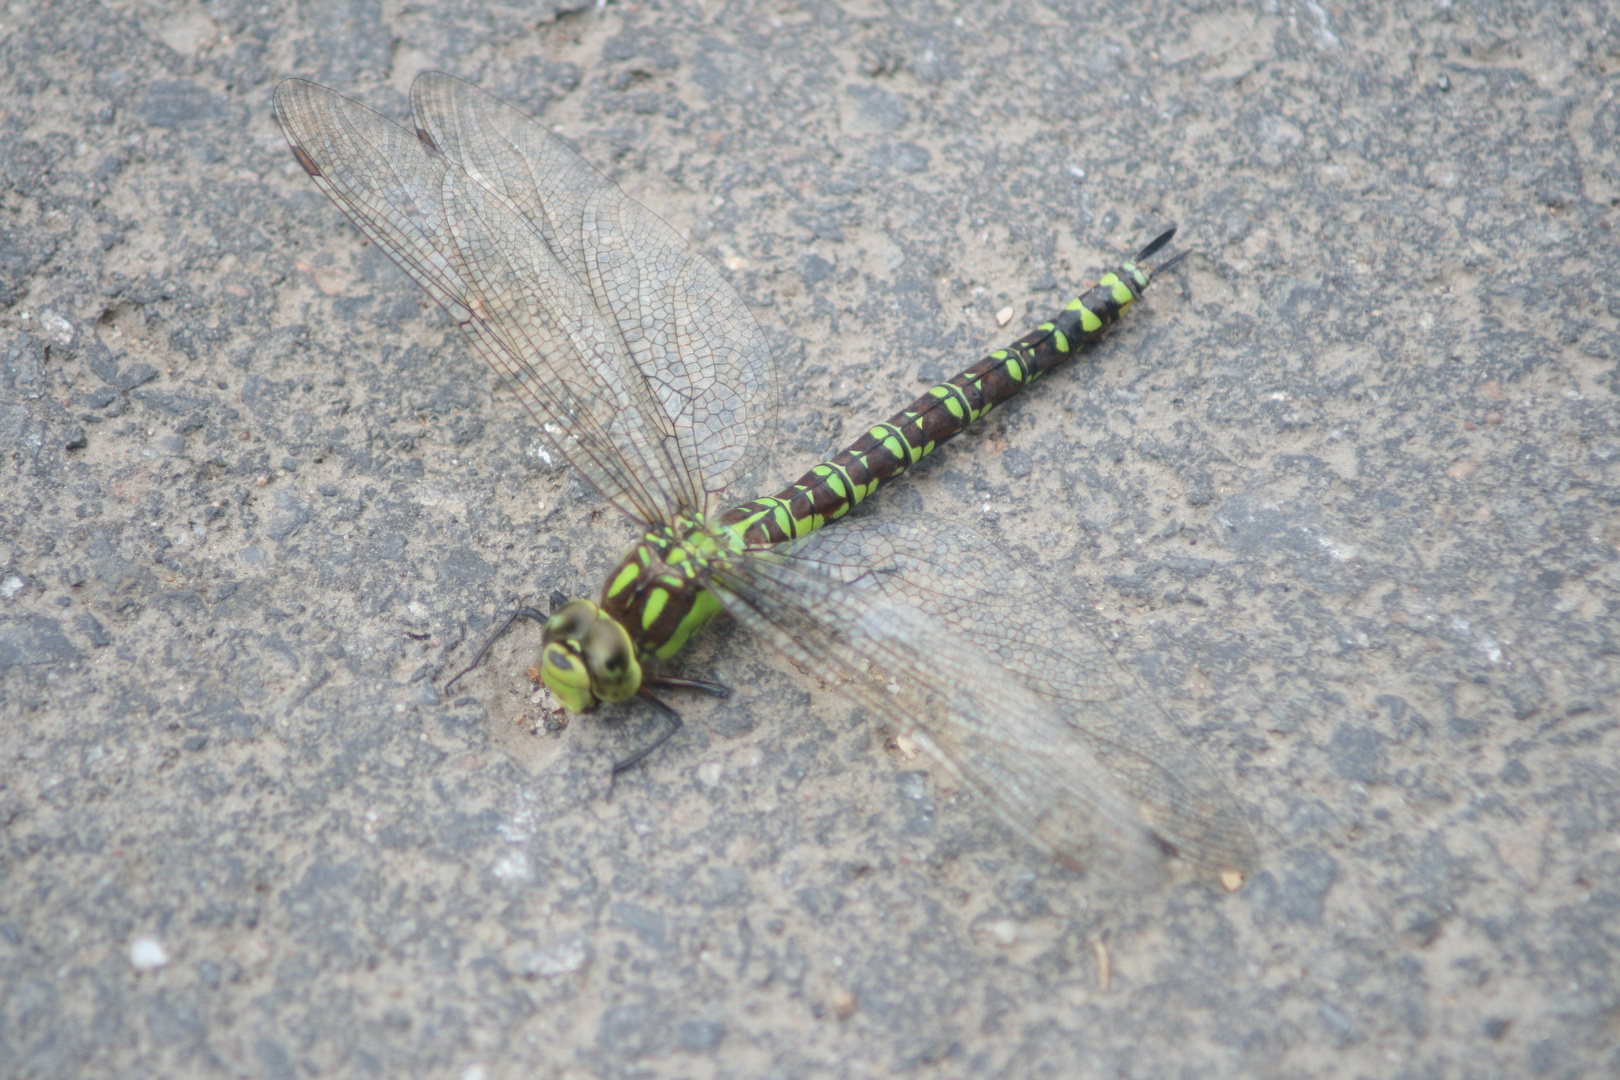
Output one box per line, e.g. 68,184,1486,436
274,77,770,524
409,73,778,508
712,516,1257,880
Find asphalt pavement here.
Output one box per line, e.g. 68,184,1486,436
2,2,1616,1077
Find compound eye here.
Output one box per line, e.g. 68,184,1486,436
540,641,596,713
583,616,641,703
543,598,597,645
584,617,630,675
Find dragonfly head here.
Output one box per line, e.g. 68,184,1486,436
539,598,642,711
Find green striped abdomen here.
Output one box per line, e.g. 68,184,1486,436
721,256,1163,547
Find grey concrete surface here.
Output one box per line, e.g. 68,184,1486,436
3,2,1617,1077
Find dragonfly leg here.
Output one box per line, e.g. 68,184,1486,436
644,673,732,699
606,677,724,791
610,689,684,778
444,605,549,692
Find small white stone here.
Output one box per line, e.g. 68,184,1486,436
986,919,1019,945
492,852,531,882
129,936,168,970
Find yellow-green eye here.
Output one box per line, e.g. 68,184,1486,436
584,616,641,703
543,598,597,646
540,640,597,712
537,598,643,710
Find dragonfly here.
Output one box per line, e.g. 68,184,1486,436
273,72,1257,885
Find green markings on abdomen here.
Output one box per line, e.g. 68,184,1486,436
721,254,1161,546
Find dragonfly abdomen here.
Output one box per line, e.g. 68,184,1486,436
723,237,1176,547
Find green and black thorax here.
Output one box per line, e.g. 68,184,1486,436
540,514,738,712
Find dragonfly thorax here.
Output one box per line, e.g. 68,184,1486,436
541,518,737,712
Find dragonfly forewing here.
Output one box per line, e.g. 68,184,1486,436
407,73,779,513
274,78,708,525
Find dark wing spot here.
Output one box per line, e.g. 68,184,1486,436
291,145,322,177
